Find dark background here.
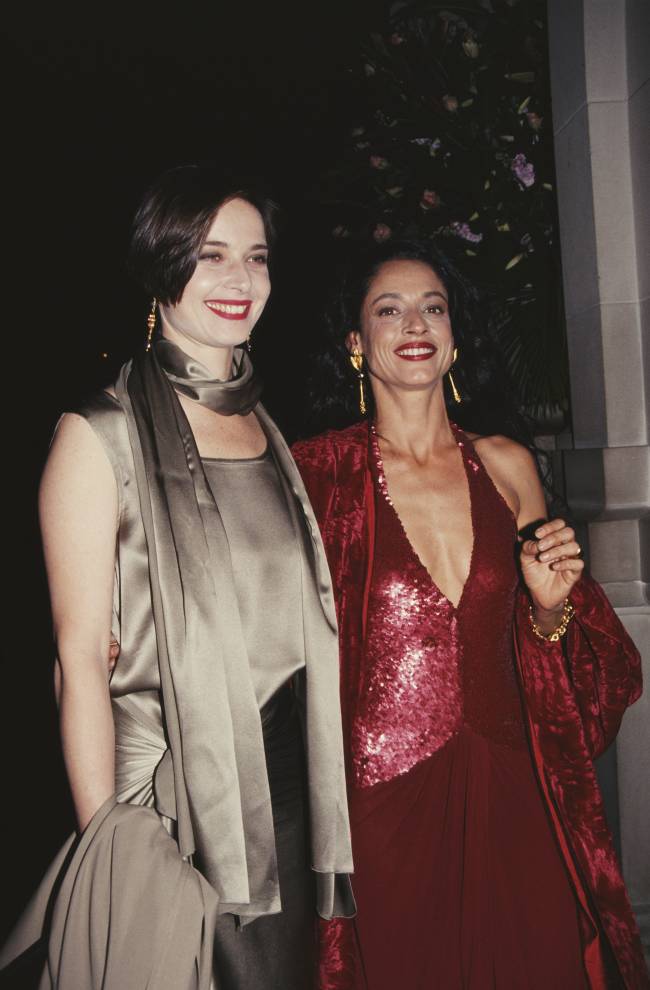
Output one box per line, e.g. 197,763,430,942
1,1,382,938
0,0,628,950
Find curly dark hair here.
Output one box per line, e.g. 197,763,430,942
304,238,534,447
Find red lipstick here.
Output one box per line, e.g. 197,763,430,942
204,299,252,320
394,342,437,361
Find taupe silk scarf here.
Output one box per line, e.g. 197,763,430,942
114,340,354,922
155,337,262,413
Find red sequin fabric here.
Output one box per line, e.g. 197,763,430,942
352,426,525,790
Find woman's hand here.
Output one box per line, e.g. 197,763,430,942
520,519,584,626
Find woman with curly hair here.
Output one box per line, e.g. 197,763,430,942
293,239,647,989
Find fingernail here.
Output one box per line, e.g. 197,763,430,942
539,552,549,561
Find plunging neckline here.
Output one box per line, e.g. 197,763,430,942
370,423,478,614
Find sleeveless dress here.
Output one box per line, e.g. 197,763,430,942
346,426,587,989
0,389,352,990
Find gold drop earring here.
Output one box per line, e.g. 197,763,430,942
349,348,367,416
246,330,253,352
145,298,157,352
448,347,462,404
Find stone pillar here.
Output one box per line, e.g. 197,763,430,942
548,0,650,960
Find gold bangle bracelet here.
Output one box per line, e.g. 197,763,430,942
529,598,576,642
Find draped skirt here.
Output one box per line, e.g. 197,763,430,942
347,727,587,989
0,685,315,990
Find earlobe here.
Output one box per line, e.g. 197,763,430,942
345,330,362,354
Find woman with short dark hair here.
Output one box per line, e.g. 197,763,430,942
0,165,354,990
293,239,647,989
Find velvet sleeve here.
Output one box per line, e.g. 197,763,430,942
293,436,362,989
291,437,338,531
514,575,643,761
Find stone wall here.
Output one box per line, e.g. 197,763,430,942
548,0,649,961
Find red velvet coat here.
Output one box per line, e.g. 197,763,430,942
292,422,648,990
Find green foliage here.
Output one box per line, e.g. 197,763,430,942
314,0,569,429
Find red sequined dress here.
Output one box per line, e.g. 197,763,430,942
345,425,587,988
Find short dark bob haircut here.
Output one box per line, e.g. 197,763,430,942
305,237,533,448
128,164,280,306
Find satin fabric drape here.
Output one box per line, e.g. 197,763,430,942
116,342,354,921
0,343,355,987
155,337,262,414
0,795,220,990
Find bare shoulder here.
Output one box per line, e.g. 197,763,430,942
469,433,545,528
48,411,110,460
41,413,117,515
471,433,539,479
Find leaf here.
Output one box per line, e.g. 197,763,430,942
311,0,570,424
505,72,535,83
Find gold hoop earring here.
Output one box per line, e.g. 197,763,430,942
448,346,461,404
145,298,157,352
349,348,367,416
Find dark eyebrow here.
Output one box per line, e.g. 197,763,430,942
201,240,268,251
371,289,448,305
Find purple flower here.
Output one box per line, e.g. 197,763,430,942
450,222,483,244
411,137,441,155
511,153,535,188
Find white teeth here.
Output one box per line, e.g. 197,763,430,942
206,302,248,314
398,346,434,355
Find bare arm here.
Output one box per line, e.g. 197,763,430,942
476,436,584,632
39,413,118,831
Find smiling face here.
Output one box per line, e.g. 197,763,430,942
348,258,454,394
159,197,271,364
